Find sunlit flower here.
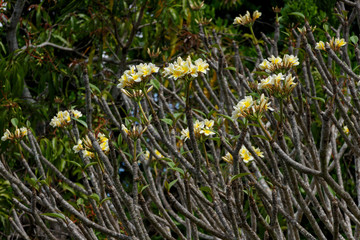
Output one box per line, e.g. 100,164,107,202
82,150,94,159
252,146,264,158
71,110,82,119
315,41,326,51
194,58,209,74
73,139,84,153
180,128,190,141
330,37,346,51
240,146,254,163
122,124,130,135
258,54,299,73
14,128,21,138
233,10,261,26
163,56,209,80
343,126,350,135
222,152,233,164
204,119,214,129
232,94,272,120
200,128,215,136
117,63,159,89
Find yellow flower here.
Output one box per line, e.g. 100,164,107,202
71,110,82,119
233,10,261,26
200,128,215,137
122,124,130,135
343,126,350,135
240,146,254,163
180,128,190,141
194,58,209,74
20,127,28,137
330,37,346,51
73,140,84,153
82,150,94,159
315,41,326,51
203,119,214,129
252,146,264,158
222,152,233,164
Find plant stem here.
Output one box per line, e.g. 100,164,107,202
258,118,273,142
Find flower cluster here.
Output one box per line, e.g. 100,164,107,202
50,110,82,128
122,124,147,139
144,149,164,161
163,56,209,80
1,127,28,141
258,73,297,98
72,133,109,159
222,145,264,164
117,63,159,89
259,54,299,73
231,94,273,121
315,38,346,52
180,119,215,142
233,10,261,26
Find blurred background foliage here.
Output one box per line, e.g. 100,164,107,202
0,0,343,235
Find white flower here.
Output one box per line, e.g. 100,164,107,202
71,110,82,119
180,128,190,141
73,140,84,153
239,146,254,163
315,41,326,51
20,127,28,137
1,129,11,141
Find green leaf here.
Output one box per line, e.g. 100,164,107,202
168,179,178,191
150,78,160,90
288,12,305,19
193,109,206,117
84,162,98,170
11,118,18,127
350,35,359,45
311,96,325,103
170,167,184,175
161,118,173,126
42,212,66,221
200,186,212,193
89,83,101,94
72,117,88,128
67,161,82,168
225,67,237,71
252,135,268,141
231,173,251,182
218,114,234,123
100,197,112,205
166,161,176,168
138,184,149,193
89,193,100,203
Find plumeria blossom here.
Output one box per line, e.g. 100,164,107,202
258,73,297,98
144,149,164,161
316,38,346,52
73,132,109,159
117,63,159,89
232,94,273,121
233,10,261,26
163,56,209,80
343,126,350,135
1,127,28,141
258,54,299,73
222,145,264,164
180,119,215,142
50,109,82,128
121,124,147,139
73,140,84,153
330,37,346,51
315,41,326,51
